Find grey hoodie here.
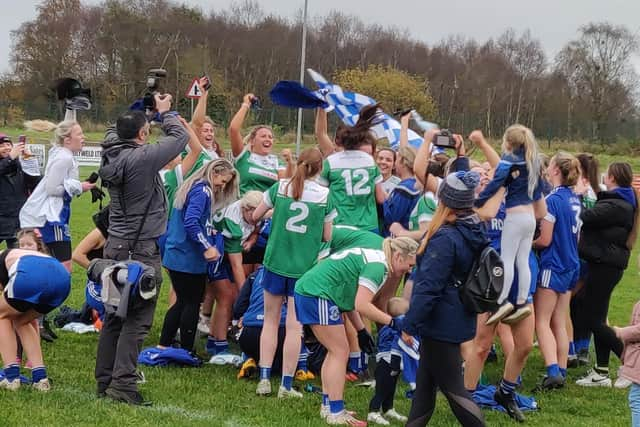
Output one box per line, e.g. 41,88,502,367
99,114,188,240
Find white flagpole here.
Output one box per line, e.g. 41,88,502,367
295,0,309,157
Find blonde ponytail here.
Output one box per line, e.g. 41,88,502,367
383,236,419,273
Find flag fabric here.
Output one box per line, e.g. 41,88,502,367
269,80,329,109
307,69,425,150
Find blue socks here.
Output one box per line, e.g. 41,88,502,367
560,368,567,378
322,394,329,406
575,338,590,353
206,337,229,356
259,366,271,380
297,345,309,372
361,352,368,372
3,364,19,381
32,366,47,383
546,363,560,378
568,342,576,356
281,375,293,391
348,352,361,373
499,378,517,396
329,399,345,414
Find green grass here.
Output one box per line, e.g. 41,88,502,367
0,165,638,426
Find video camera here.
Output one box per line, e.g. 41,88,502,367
51,78,92,111
142,68,168,114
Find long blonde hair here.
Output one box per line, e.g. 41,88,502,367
382,236,419,273
54,120,79,147
418,204,457,254
502,124,540,199
174,159,239,213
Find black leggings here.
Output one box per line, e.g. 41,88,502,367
572,263,624,367
369,360,399,413
238,325,285,373
159,270,206,352
407,338,485,427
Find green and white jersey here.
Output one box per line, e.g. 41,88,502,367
295,247,389,312
318,150,382,231
263,179,337,278
582,186,597,209
184,149,215,177
318,224,383,259
162,150,215,218
234,148,280,195
211,200,255,254
408,192,437,231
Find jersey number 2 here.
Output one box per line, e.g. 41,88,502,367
341,169,371,196
286,202,309,233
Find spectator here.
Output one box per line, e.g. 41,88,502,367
0,134,29,249
95,94,189,406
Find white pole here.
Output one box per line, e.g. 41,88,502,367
295,0,309,157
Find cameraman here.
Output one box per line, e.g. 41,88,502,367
96,94,189,406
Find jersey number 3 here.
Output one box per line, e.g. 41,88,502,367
341,169,371,196
286,202,309,233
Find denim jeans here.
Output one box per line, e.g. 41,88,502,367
629,383,640,427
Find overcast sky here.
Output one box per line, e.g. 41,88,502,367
2,0,640,74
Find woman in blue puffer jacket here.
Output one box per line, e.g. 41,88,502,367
402,170,487,427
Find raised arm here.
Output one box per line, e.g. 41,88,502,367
414,130,441,193
315,108,335,158
469,130,500,168
190,76,210,131
229,93,254,158
399,112,410,150
177,116,203,177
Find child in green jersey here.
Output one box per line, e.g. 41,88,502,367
252,147,337,399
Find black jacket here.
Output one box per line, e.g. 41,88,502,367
579,190,635,270
0,157,28,239
99,114,188,240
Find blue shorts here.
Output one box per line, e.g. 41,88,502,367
4,256,71,311
538,268,579,294
40,221,71,244
294,293,344,326
262,269,298,297
209,258,232,282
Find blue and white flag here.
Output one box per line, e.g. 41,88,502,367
307,69,433,150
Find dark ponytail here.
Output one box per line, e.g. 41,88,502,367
286,147,323,200
340,104,382,151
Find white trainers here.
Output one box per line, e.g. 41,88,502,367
32,378,51,392
326,410,367,426
615,368,632,389
256,379,272,396
0,378,20,391
277,386,303,398
367,411,390,425
501,306,532,325
197,315,211,335
208,352,242,367
576,369,612,387
322,406,357,420
486,302,514,325
384,408,408,423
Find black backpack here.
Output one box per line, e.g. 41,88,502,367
454,245,504,314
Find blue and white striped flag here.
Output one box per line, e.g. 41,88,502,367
307,68,431,150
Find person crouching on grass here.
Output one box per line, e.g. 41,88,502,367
0,248,71,391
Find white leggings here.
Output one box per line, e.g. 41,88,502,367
498,211,536,305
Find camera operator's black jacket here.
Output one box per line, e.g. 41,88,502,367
0,156,28,239
99,114,188,241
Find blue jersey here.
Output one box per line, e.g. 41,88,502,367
539,186,581,274
486,204,506,251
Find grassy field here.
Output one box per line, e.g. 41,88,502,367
0,150,638,426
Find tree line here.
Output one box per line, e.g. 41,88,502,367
2,0,638,143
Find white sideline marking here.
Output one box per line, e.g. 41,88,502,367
58,386,249,424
